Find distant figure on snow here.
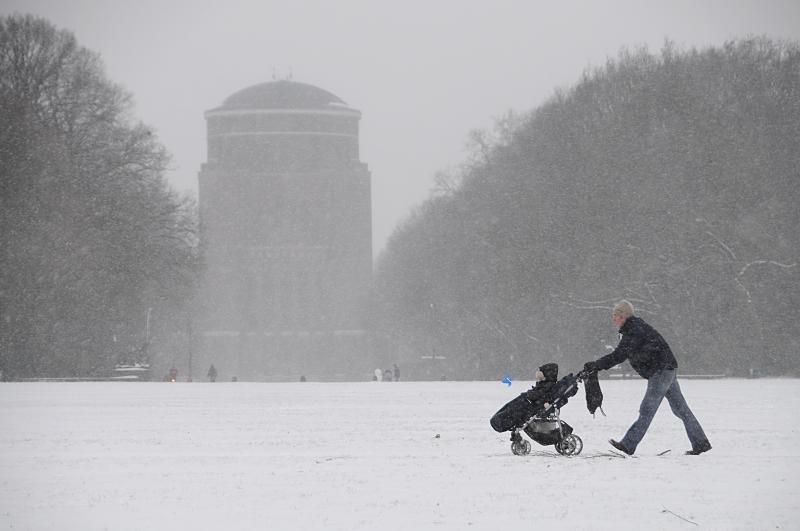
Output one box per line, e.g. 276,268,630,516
169,366,178,382
583,300,711,456
383,368,393,382
393,364,400,382
374,368,382,381
207,364,217,382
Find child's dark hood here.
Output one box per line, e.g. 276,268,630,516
539,363,558,382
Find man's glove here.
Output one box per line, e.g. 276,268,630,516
584,361,599,373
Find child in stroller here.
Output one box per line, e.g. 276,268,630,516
490,363,584,455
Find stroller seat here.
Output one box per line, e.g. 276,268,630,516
491,371,586,456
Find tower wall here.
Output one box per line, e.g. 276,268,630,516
195,82,373,381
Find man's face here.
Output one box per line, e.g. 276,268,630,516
611,312,626,329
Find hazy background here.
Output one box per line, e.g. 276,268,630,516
2,0,799,256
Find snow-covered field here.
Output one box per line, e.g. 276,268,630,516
1,378,798,530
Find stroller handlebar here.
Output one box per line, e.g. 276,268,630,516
538,368,594,416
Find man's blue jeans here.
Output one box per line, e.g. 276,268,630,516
620,368,708,451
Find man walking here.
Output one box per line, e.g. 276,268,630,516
584,300,711,455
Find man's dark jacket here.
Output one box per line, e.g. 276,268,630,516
595,316,678,379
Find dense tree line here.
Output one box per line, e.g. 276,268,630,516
375,38,799,379
0,15,198,379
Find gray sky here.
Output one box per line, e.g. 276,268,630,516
2,0,799,256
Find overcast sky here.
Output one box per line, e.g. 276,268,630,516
2,0,799,256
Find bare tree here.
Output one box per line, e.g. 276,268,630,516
0,15,198,379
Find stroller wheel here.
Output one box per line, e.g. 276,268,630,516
555,434,583,456
569,434,583,455
511,439,531,456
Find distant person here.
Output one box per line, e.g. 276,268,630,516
207,364,217,382
393,364,400,382
231,376,238,382
169,366,178,382
300,375,306,382
374,368,383,382
583,300,711,456
384,368,393,382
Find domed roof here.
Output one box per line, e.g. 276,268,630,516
217,80,350,111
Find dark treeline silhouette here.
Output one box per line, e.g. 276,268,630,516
374,38,799,379
0,15,199,379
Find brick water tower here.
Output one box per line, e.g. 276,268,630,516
196,80,372,380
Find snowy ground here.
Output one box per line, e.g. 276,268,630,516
1,378,799,530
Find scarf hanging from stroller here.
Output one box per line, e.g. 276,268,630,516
583,370,605,416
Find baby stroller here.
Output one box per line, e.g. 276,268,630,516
491,371,587,456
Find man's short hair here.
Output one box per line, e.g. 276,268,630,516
612,300,635,319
